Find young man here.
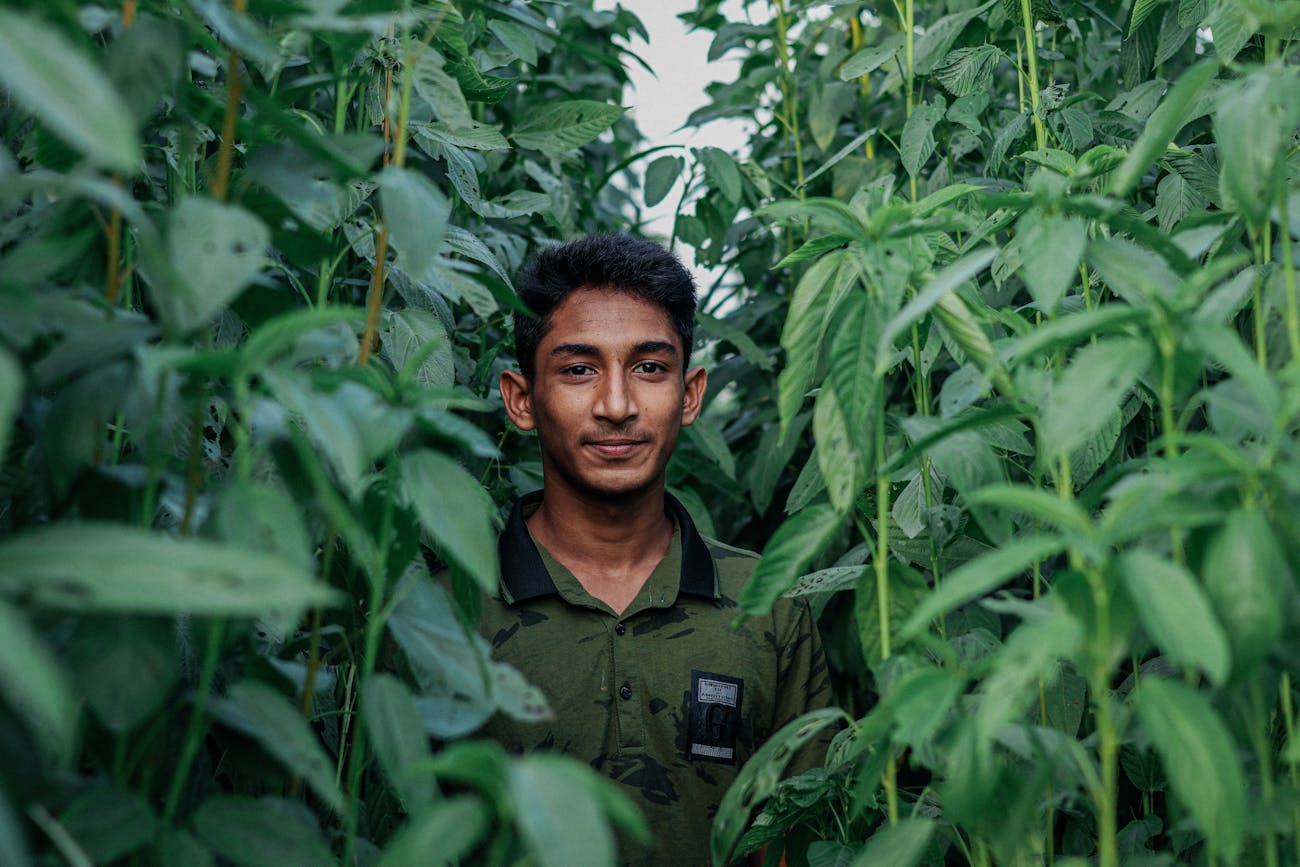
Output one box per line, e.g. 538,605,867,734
482,234,831,865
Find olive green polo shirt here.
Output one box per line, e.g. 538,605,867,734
477,490,832,867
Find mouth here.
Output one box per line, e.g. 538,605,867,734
585,438,648,458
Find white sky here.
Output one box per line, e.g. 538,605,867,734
602,0,757,279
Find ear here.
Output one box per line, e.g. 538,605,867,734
499,370,536,432
680,365,708,427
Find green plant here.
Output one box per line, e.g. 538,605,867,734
669,1,1300,865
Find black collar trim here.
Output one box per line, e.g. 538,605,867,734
499,490,719,604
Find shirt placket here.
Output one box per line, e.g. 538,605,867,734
609,612,646,753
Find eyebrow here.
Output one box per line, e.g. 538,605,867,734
548,341,679,358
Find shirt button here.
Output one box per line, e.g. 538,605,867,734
619,684,633,701
614,622,626,636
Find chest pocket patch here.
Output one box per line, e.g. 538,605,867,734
688,670,743,764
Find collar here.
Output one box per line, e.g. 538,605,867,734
498,489,719,604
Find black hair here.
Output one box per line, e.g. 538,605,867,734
513,233,697,379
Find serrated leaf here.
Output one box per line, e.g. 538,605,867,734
686,416,736,479
840,35,904,80
644,155,684,207
778,252,850,436
934,45,1004,98
1038,337,1151,460
1108,59,1216,197
1117,550,1229,686
0,599,78,764
0,10,140,172
900,98,946,178
379,166,451,282
1017,210,1087,314
0,524,337,615
698,146,744,203
1215,66,1300,229
738,505,845,616
814,384,865,515
877,248,997,375
488,19,537,66
381,308,454,388
400,449,498,590
1136,679,1245,861
159,198,269,333
512,100,625,153
212,681,345,812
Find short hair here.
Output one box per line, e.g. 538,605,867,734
513,233,697,380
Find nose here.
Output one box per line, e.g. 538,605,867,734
593,370,638,425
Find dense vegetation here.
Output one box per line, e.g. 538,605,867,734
0,0,1297,865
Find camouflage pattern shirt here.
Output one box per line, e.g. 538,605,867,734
476,490,832,866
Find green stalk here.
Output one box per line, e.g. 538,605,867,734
1279,185,1299,359
1019,0,1047,149
1280,673,1300,865
340,470,397,866
773,0,806,197
1250,678,1280,867
903,0,916,200
1085,564,1118,867
1157,327,1186,563
161,620,226,825
874,381,899,825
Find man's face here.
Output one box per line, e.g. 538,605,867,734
500,287,706,501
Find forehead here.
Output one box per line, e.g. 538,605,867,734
540,287,679,349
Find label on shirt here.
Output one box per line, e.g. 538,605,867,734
689,670,743,764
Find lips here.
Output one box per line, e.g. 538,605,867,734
585,438,647,458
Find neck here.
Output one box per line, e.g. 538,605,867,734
526,479,674,614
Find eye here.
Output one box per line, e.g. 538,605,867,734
634,361,668,375
562,364,596,377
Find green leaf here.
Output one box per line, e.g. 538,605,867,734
156,197,269,333
158,830,213,867
934,46,1004,98
0,599,78,764
854,562,930,668
1038,337,1151,460
211,681,345,812
848,818,936,867
378,795,491,867
1215,65,1300,229
698,146,744,203
827,293,880,433
411,45,473,128
814,384,865,515
877,248,998,375
900,97,946,178
778,251,851,437
512,100,625,153
1016,210,1087,314
1108,60,1216,197
901,535,1067,637
488,19,538,65
1129,0,1169,35
192,797,333,867
400,449,498,591
0,10,140,172
1136,679,1245,861
0,524,338,616
1116,550,1229,686
686,417,737,479
711,708,843,866
738,505,845,616
913,0,997,74
840,35,904,79
1201,509,1288,674
510,755,617,867
382,308,454,388
968,484,1094,540
644,155,684,207
66,616,179,734
364,674,434,813
975,605,1082,739
60,783,155,863
0,787,32,867
379,166,451,282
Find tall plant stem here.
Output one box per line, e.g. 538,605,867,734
1279,186,1300,359
900,0,917,201
1250,678,1280,867
210,0,248,204
773,0,805,197
873,381,899,825
1018,0,1047,149
358,25,416,364
1085,564,1118,867
340,478,396,867
161,619,226,825
1157,329,1185,562
1280,672,1300,866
